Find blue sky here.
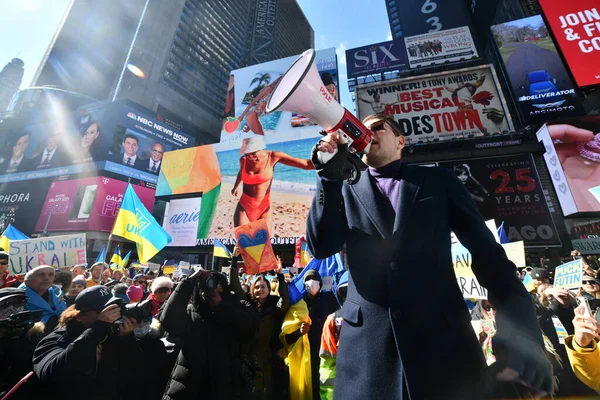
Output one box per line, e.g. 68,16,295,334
0,0,391,110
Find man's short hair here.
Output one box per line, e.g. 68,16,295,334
123,134,139,144
362,114,404,137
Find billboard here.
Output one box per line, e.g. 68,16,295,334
393,0,470,37
34,177,155,233
356,65,513,144
163,197,202,247
0,100,195,185
539,1,600,87
157,49,339,242
564,218,600,254
345,40,409,78
0,178,53,236
405,26,478,68
437,154,561,247
491,15,584,123
537,116,600,215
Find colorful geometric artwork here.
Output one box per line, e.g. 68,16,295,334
233,219,277,275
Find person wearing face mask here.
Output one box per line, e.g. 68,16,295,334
285,269,338,400
249,255,290,400
32,286,138,400
19,266,66,334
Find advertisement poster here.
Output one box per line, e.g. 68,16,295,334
0,100,195,185
0,178,53,236
491,15,584,123
345,40,408,78
539,0,600,87
564,218,600,254
34,177,155,233
438,154,561,247
163,197,202,247
356,65,513,144
405,26,478,68
391,0,470,37
537,116,600,215
8,233,87,275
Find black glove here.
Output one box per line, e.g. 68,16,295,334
492,333,553,395
311,141,349,181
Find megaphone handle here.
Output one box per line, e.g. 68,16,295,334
317,148,337,164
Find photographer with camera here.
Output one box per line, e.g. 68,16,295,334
158,267,257,400
32,285,140,400
0,288,45,397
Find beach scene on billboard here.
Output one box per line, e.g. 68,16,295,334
491,15,584,124
356,65,513,144
0,100,195,185
539,116,600,214
157,49,339,241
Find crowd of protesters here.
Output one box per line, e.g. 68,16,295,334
1,244,599,399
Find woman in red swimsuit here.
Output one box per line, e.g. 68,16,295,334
237,77,282,135
231,136,314,230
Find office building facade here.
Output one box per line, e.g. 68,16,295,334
32,0,313,143
0,58,25,112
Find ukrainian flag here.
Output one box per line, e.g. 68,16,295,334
111,184,172,263
523,271,536,293
213,239,232,258
121,251,131,269
110,245,122,268
0,224,28,250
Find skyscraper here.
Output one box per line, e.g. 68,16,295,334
0,58,25,111
32,0,313,143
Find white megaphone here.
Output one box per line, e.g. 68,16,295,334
266,49,372,163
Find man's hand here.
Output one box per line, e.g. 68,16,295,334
493,334,553,398
233,246,241,258
311,132,349,181
317,132,345,154
552,288,572,308
98,304,121,324
573,304,600,348
300,322,311,335
205,289,222,309
118,317,137,336
189,268,213,283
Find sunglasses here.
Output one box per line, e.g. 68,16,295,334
583,281,598,285
0,261,8,266
483,306,496,311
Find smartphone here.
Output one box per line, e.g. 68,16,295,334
577,296,593,317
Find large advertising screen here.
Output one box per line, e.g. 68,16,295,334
157,48,338,243
564,218,600,254
491,15,584,123
345,40,409,78
538,0,600,87
537,116,600,215
405,26,478,69
34,177,155,233
393,0,470,37
0,100,195,185
0,178,53,236
355,64,513,144
436,154,561,247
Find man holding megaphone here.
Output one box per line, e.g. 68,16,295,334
306,115,552,399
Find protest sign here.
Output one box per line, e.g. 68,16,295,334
553,259,583,289
163,266,175,275
8,233,86,275
233,219,277,275
500,241,526,268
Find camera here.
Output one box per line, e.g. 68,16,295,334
188,268,223,292
0,310,43,329
107,298,153,322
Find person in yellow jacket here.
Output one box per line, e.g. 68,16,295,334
564,303,600,392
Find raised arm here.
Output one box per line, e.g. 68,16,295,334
231,157,244,197
272,151,314,170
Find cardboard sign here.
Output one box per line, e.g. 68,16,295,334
554,259,583,289
8,233,86,275
233,219,277,275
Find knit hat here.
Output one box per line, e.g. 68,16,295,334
72,275,87,288
304,269,323,287
127,285,144,302
151,276,174,293
133,274,146,282
531,268,550,281
113,283,131,304
24,265,55,282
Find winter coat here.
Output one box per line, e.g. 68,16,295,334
158,279,257,400
564,336,600,392
32,320,141,400
252,276,290,399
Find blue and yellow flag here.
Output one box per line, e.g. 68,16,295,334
213,239,232,258
523,271,536,293
110,245,122,267
96,245,107,263
0,224,29,250
121,251,131,269
111,184,172,263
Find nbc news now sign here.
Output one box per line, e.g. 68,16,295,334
346,40,409,78
539,0,600,87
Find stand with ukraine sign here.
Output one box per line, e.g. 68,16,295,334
111,183,172,263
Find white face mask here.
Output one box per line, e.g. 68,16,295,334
305,279,320,295
134,323,151,338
